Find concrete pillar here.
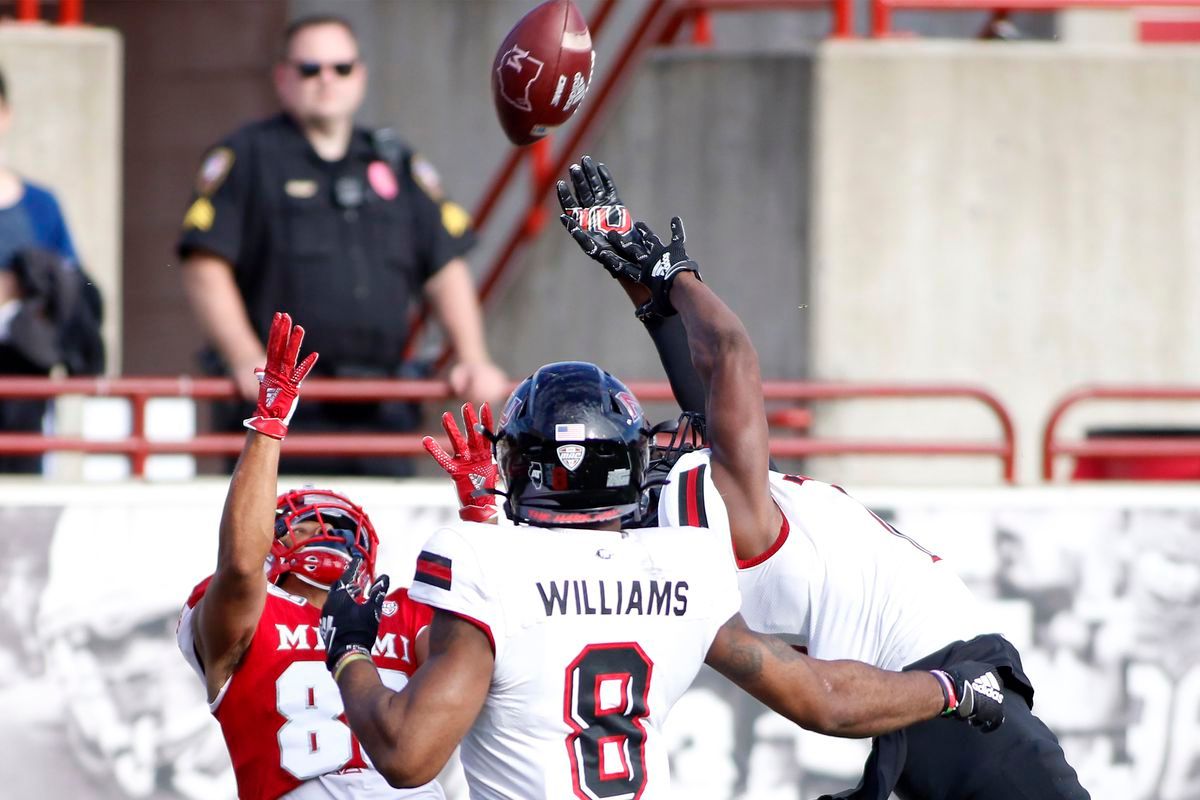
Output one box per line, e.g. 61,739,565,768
812,41,1200,484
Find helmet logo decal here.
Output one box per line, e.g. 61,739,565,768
616,391,642,422
530,462,544,489
555,422,586,441
557,444,585,471
499,394,523,427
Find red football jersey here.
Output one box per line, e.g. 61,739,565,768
178,577,433,800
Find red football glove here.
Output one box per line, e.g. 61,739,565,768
422,402,499,523
243,312,318,440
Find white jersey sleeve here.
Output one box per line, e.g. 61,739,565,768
408,523,507,662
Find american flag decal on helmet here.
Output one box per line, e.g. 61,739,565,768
415,550,453,590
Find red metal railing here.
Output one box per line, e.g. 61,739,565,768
13,0,83,25
872,0,1200,37
403,0,850,367
1042,385,1200,480
0,377,1015,481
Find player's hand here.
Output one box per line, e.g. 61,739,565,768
932,661,1005,733
423,402,500,523
556,155,639,282
243,312,318,440
606,216,702,322
319,557,388,674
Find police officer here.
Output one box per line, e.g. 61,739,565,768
177,13,507,475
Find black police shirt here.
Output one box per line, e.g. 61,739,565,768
177,113,475,374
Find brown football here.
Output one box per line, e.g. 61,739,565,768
492,0,594,146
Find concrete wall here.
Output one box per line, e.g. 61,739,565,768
812,42,1200,485
487,51,814,387
0,25,122,371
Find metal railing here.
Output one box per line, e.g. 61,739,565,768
0,376,1016,480
1042,385,1200,481
871,0,1200,37
11,0,83,25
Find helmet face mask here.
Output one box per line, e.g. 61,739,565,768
269,490,378,590
496,361,650,528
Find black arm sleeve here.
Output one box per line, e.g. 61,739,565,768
643,314,707,415
646,311,780,471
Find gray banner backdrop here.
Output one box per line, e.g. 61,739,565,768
1,481,1196,800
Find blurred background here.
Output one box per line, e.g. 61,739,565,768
0,0,1198,798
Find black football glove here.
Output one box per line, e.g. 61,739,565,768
606,216,702,322
556,155,639,282
318,556,389,673
932,661,1005,733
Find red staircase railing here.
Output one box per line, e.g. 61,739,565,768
1042,385,1200,480
0,377,1014,480
12,0,83,24
871,0,1200,37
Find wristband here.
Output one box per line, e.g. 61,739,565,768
332,646,374,682
930,669,958,715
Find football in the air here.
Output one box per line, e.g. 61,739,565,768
492,0,594,146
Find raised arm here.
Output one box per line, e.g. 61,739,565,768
192,312,316,700
604,219,780,557
706,613,1005,738
556,156,707,415
321,565,492,788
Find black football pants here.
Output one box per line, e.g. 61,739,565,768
895,694,1091,800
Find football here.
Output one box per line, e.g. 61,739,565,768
491,0,594,146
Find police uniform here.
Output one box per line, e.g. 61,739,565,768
177,113,475,474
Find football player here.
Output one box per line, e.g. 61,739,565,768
175,312,443,800
319,358,1005,798
557,156,1090,800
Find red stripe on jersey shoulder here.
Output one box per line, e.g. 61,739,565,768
415,550,453,590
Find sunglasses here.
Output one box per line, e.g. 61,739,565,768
292,60,357,79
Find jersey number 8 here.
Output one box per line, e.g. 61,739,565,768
564,642,654,800
276,660,409,779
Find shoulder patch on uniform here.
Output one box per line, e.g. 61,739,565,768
410,154,444,201
182,197,215,231
441,200,471,238
196,147,235,196
415,550,452,590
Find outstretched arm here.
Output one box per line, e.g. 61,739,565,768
669,271,780,556
193,312,317,700
333,610,493,787
599,216,779,557
706,614,1004,737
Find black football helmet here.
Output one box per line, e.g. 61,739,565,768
495,361,650,527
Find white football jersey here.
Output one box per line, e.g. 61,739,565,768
658,450,985,670
408,521,741,800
